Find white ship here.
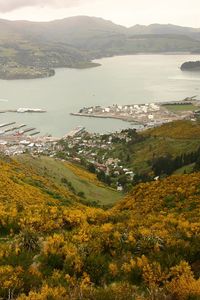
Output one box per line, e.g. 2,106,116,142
17,108,46,113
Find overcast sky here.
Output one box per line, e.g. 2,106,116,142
0,0,199,27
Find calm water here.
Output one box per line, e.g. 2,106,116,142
0,54,200,137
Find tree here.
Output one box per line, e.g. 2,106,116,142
88,163,96,174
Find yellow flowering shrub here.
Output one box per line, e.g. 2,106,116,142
17,285,68,300
0,157,199,299
0,265,23,289
166,261,200,299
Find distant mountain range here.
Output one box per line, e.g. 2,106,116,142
129,23,200,36
0,16,200,79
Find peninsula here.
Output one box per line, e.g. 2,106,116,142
71,97,200,128
181,61,200,71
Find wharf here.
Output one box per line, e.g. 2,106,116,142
71,112,136,122
0,122,16,128
64,126,86,138
30,131,40,136
20,128,36,134
4,124,26,132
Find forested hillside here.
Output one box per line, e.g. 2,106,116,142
0,155,199,299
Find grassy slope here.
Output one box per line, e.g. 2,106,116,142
130,137,200,171
16,155,121,206
163,104,196,112
135,120,200,171
0,155,78,207
173,163,195,174
109,120,200,173
143,120,200,139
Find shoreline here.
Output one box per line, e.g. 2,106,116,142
70,112,140,123
0,51,195,81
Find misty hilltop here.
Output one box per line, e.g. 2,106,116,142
0,16,200,79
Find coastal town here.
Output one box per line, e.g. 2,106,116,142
0,98,199,158
0,119,139,190
0,97,200,190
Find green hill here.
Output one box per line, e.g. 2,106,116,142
16,155,121,206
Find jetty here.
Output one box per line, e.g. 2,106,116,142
64,126,85,138
0,122,41,138
4,124,26,133
30,131,40,136
0,122,16,128
20,128,36,134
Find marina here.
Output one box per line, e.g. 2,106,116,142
0,121,40,138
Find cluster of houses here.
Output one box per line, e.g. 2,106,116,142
57,130,136,190
0,136,58,156
79,103,160,115
75,102,179,125
73,100,199,128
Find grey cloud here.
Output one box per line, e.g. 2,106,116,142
0,0,85,12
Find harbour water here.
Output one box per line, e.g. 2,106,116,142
0,54,200,137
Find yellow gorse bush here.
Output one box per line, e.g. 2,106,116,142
0,157,199,299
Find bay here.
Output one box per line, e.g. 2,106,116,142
0,54,200,137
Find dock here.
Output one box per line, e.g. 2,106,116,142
4,124,26,133
0,122,16,128
0,121,41,138
20,128,36,134
64,126,85,138
30,131,40,136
